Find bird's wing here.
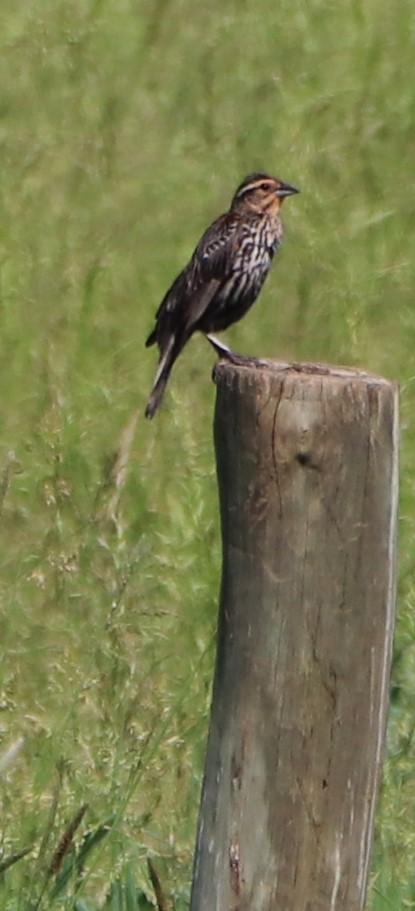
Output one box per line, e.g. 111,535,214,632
193,212,241,280
181,213,241,331
150,213,241,345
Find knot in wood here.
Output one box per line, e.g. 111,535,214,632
296,451,311,466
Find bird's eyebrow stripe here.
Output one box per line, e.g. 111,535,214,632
235,179,273,197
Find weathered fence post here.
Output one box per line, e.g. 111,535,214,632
190,360,399,911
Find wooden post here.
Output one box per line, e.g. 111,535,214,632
190,360,399,911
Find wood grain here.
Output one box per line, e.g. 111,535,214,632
190,360,399,911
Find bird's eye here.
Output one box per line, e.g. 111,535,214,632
260,183,270,192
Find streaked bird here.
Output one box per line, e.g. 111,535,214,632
145,172,299,417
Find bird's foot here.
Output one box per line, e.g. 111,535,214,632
206,334,238,361
206,334,268,369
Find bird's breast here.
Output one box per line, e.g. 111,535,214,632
235,218,282,273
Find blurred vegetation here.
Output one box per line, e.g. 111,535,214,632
0,0,414,907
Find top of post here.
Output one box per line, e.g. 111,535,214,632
213,356,398,391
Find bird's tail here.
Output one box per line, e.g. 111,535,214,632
145,337,177,419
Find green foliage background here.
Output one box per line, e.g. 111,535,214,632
0,0,415,907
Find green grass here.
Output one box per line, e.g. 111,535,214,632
0,0,415,907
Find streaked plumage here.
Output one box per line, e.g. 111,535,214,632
145,172,299,417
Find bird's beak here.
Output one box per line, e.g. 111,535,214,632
276,181,299,198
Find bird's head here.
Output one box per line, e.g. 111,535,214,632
231,172,299,214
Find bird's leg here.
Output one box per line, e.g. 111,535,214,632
205,334,243,363
206,334,232,357
205,334,268,368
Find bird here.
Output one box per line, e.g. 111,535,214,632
145,171,299,418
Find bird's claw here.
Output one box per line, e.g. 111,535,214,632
206,335,268,369
206,334,238,360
